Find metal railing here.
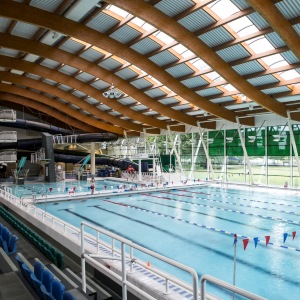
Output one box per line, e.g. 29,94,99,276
200,274,267,300
31,148,45,163
0,186,267,300
81,222,199,300
0,150,17,162
0,109,16,121
53,134,77,144
0,131,17,142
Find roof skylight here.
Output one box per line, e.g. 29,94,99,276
228,16,258,37
106,5,130,18
261,54,289,68
223,84,237,92
172,44,194,58
278,70,300,80
131,17,155,31
153,31,174,44
246,37,275,54
208,0,240,19
190,58,210,71
206,71,224,82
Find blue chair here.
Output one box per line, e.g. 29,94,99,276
40,285,55,300
52,279,65,300
22,263,35,289
63,291,77,300
34,261,44,281
41,269,54,294
2,235,17,255
31,273,44,299
15,255,27,278
0,227,10,245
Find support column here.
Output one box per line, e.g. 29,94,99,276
90,142,96,176
287,111,300,177
236,117,254,185
197,123,215,180
167,126,184,174
42,132,56,183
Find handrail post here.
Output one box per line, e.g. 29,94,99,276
81,223,87,293
121,242,127,300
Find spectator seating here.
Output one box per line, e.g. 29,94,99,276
0,222,18,255
0,206,64,268
16,254,77,300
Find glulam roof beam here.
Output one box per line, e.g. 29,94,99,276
0,71,143,132
0,34,171,129
108,0,290,120
247,0,300,63
0,0,241,126
0,92,101,133
0,83,126,134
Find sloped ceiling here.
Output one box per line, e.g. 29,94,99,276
0,0,299,135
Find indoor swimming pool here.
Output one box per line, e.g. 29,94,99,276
9,179,127,198
34,185,300,299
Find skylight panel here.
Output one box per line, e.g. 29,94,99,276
261,54,288,68
278,70,300,80
208,0,240,19
154,31,174,44
228,16,258,37
131,17,155,31
246,37,275,54
148,75,162,85
223,84,237,91
106,5,130,18
190,58,210,71
206,71,224,82
172,44,194,58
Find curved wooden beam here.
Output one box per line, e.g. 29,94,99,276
106,0,288,119
0,71,142,132
0,83,125,135
0,100,79,131
0,92,100,133
0,0,240,125
247,0,300,62
0,33,168,129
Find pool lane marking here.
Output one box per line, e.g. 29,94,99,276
161,191,300,216
181,189,300,208
99,199,300,252
141,193,300,226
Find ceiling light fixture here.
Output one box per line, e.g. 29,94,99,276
102,84,123,99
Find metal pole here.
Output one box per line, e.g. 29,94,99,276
80,223,86,293
236,117,254,185
233,242,237,300
197,123,215,180
121,242,127,300
287,111,300,178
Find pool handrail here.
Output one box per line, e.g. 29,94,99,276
200,274,267,300
80,221,199,300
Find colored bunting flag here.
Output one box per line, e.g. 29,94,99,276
253,237,259,248
243,238,249,250
292,231,296,240
283,233,288,243
265,236,270,247
233,234,238,246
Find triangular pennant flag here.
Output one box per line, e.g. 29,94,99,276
233,234,238,246
253,237,259,248
292,231,296,240
265,236,270,247
283,233,288,243
243,238,249,250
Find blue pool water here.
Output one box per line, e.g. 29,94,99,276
10,179,126,197
35,185,300,299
